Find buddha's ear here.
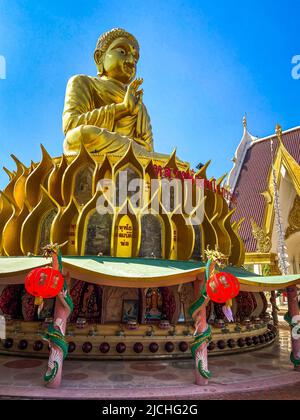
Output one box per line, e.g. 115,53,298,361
94,50,104,74
94,49,101,64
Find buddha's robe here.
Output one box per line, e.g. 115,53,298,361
63,75,158,156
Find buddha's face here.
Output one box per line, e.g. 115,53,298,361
98,37,139,84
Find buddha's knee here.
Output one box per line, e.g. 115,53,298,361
64,125,105,152
75,125,104,142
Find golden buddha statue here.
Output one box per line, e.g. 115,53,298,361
63,28,164,158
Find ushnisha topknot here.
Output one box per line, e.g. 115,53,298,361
95,28,140,57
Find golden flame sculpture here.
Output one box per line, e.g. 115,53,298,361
0,142,245,264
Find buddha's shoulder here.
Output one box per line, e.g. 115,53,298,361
67,74,100,89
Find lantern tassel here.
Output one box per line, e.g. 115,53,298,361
34,296,43,306
34,296,44,317
226,299,233,308
37,302,44,318
222,299,234,323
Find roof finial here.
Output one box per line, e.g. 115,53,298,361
243,113,247,129
276,123,282,142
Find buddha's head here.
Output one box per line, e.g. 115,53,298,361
94,28,140,84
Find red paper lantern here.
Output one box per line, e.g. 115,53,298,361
25,267,64,302
206,272,240,304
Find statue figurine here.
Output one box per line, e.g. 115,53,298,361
63,28,169,159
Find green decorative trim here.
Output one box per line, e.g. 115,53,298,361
198,360,212,380
58,248,63,273
63,284,74,312
43,324,68,360
44,361,58,384
58,247,74,312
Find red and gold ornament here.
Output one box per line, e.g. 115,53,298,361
206,272,240,304
25,267,64,306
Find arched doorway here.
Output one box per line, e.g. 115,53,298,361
37,209,58,252
139,214,163,258
74,166,93,205
84,212,113,256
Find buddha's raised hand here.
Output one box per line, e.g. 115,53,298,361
123,78,143,115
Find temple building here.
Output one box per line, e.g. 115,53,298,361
0,29,299,390
228,117,300,277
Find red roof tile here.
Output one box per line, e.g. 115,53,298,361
283,129,300,164
232,127,300,252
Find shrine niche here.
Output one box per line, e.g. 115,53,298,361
139,214,163,258
178,283,195,322
74,166,94,205
234,292,257,322
70,281,102,324
102,287,140,323
192,225,202,260
170,215,194,260
84,212,112,256
38,209,58,251
161,286,179,324
145,288,163,322
115,165,142,207
144,287,177,323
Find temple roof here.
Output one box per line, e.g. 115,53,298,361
229,122,300,252
0,256,299,291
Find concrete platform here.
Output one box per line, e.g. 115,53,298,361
0,327,299,400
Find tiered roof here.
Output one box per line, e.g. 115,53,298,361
228,120,300,252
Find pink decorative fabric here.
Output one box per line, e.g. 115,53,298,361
235,292,256,322
161,288,176,322
0,285,24,319
70,281,102,323
21,292,36,321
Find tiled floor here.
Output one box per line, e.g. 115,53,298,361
0,327,299,399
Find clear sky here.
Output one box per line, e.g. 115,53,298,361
0,0,299,190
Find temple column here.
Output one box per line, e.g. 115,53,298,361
195,306,209,386
286,285,300,371
45,253,72,388
194,276,209,386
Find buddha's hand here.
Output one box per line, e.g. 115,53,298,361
123,78,143,116
134,138,148,148
134,138,153,152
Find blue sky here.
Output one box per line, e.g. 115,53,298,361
0,0,299,189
